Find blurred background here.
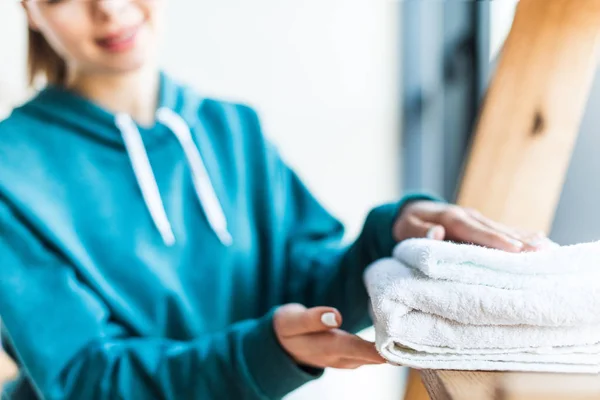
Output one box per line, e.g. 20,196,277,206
0,0,598,399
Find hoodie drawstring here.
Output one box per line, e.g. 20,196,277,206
157,108,233,246
115,110,232,247
116,113,176,246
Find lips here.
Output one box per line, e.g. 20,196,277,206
96,25,141,53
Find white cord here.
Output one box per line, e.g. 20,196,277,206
157,108,232,246
116,113,176,246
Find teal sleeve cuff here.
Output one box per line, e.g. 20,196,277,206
241,309,323,399
365,192,444,259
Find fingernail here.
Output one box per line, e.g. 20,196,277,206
527,232,547,246
426,227,436,239
321,312,338,328
427,226,441,240
508,238,524,249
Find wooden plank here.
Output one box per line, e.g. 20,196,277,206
403,369,431,400
421,371,600,400
496,373,600,400
406,0,600,399
456,0,600,234
420,370,498,400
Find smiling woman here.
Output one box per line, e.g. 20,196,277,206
25,0,162,86
0,1,553,400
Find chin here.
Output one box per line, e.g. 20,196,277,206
94,51,154,75
110,59,149,73
88,39,156,75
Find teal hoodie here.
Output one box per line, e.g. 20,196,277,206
0,73,433,400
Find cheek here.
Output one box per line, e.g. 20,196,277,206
40,19,94,62
141,0,166,32
135,1,166,53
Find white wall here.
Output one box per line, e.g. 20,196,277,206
0,1,405,399
489,0,518,61
161,0,402,238
551,66,600,244
0,2,27,119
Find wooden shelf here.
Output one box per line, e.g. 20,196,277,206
421,370,600,400
404,1,600,399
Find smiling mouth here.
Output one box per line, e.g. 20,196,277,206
95,25,141,52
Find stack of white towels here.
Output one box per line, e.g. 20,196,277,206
364,239,600,373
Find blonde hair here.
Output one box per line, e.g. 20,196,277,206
27,27,66,86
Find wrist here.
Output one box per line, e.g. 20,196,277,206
243,310,324,398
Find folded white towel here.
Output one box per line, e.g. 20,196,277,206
394,239,600,289
364,241,600,373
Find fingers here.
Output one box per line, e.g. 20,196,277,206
398,202,557,253
516,229,558,251
442,208,523,253
334,358,385,369
467,209,525,248
468,209,556,251
274,304,342,338
325,330,386,364
399,215,446,242
461,220,523,252
274,305,386,371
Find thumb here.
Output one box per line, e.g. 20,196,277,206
404,216,446,241
274,304,342,338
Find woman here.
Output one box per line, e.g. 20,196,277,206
0,1,549,399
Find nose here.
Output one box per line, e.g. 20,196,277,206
95,0,129,15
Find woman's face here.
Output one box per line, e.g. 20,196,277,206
26,0,164,77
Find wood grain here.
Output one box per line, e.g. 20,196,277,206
420,370,498,400
421,371,600,400
496,373,600,400
406,0,600,399
403,369,431,400
457,0,600,234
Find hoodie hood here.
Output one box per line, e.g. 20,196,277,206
20,72,231,247
25,72,190,149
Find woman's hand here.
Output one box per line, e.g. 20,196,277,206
273,304,385,370
393,201,555,252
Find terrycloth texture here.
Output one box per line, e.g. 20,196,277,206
394,238,600,289
364,240,600,373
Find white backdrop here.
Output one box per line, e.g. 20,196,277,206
0,1,406,398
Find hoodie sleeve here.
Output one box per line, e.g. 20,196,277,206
248,112,441,334
274,156,439,333
0,201,320,400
